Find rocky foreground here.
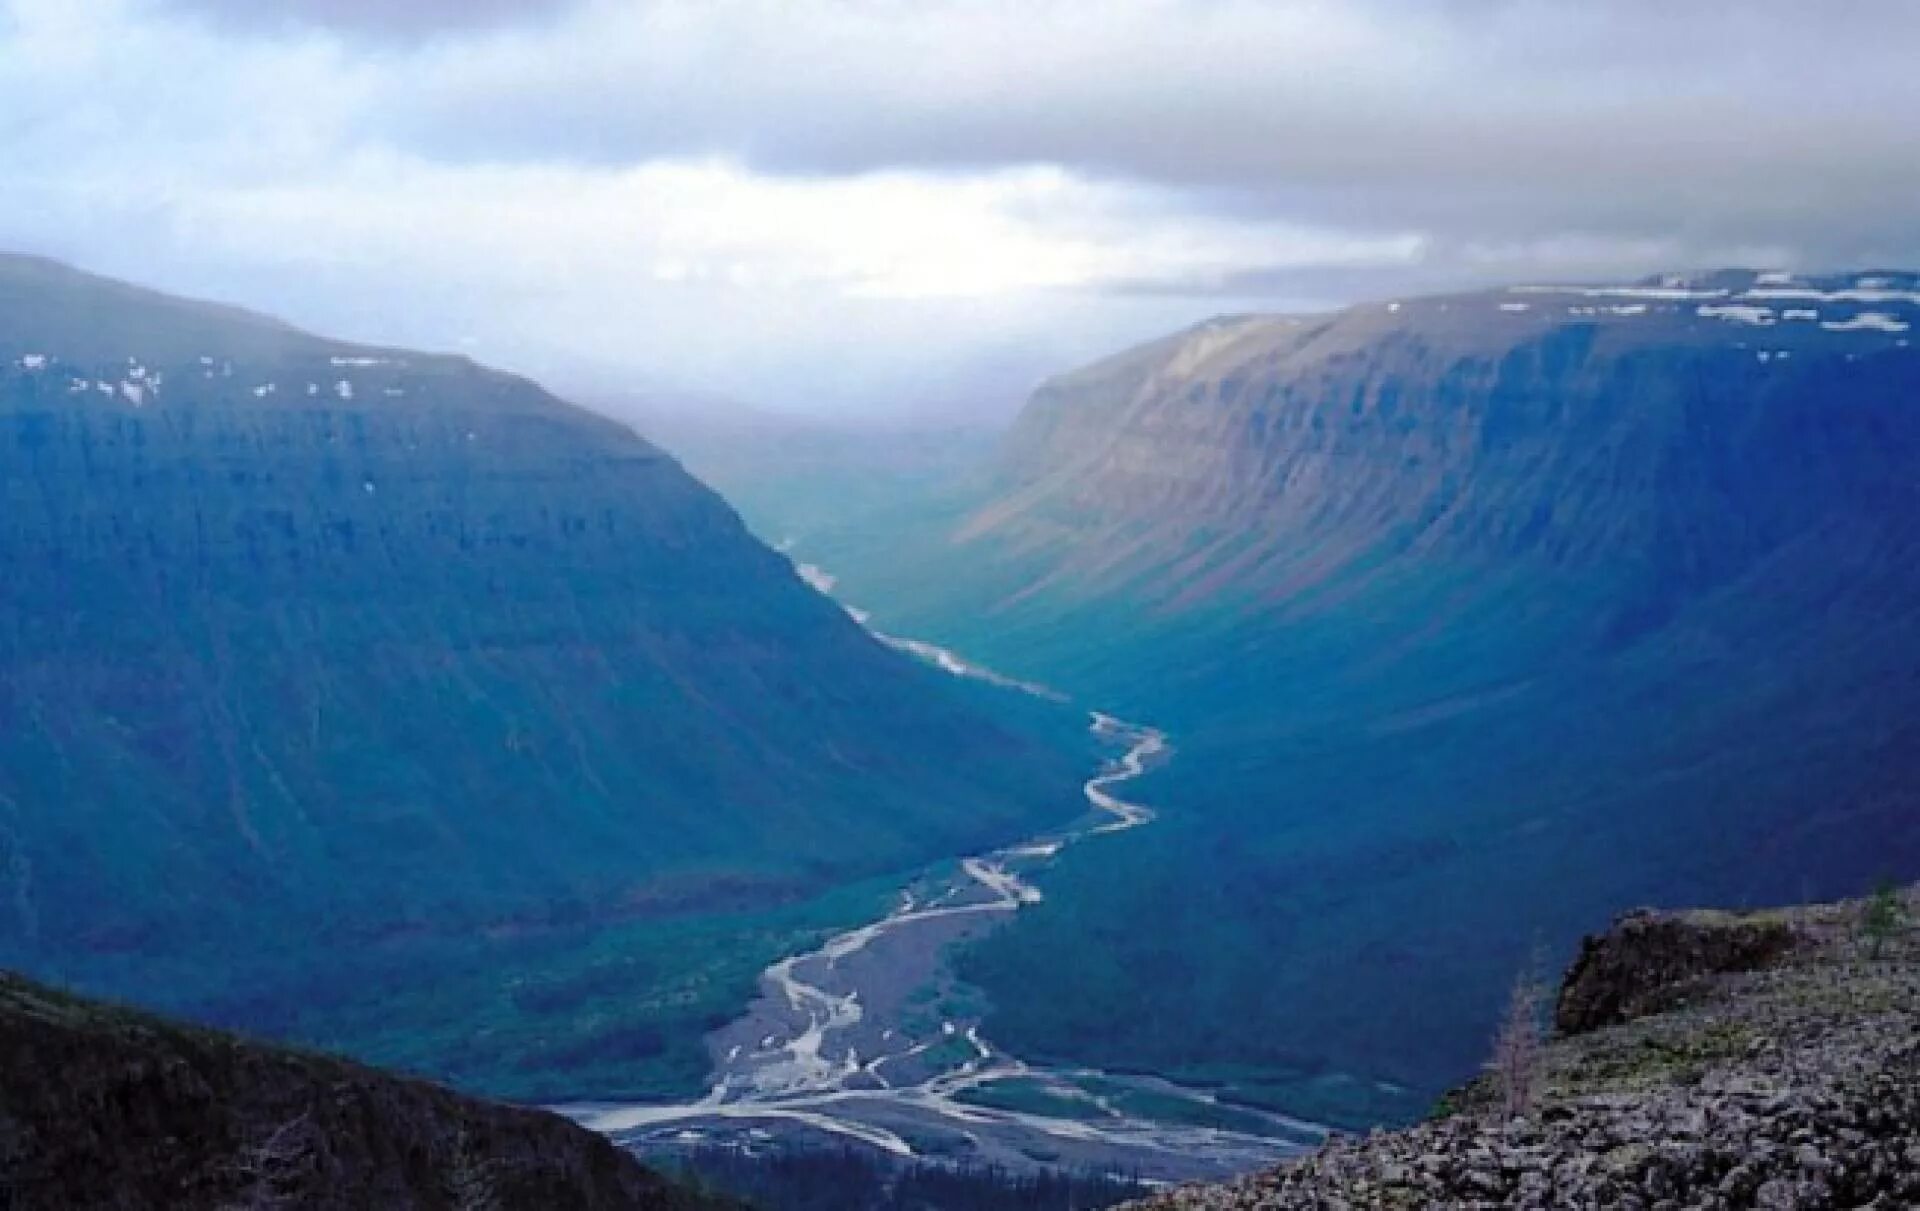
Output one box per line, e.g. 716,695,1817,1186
1133,889,1920,1210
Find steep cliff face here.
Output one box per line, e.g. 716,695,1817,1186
0,970,727,1210
776,272,1920,1127
971,271,1920,629
0,255,1083,1052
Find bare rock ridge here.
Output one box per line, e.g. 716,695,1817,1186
0,969,728,1210
1553,908,1799,1037
1131,889,1920,1210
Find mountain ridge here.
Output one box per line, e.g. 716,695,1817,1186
969,269,1920,627
0,254,1088,1101
716,270,1920,1127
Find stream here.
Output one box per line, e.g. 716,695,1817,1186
558,571,1324,1182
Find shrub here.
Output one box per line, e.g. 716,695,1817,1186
1860,880,1906,959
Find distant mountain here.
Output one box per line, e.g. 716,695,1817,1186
910,270,1920,651
623,398,1002,554
756,271,1920,1125
0,968,728,1210
0,254,1085,1097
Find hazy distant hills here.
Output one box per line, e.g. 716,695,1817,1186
0,255,1084,1096
754,271,1920,1125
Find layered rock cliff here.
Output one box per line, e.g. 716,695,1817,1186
969,271,1920,630
779,271,1920,1126
0,253,1085,1087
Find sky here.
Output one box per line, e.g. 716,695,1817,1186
3,0,1917,421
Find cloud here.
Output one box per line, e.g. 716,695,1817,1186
1,0,1916,414
374,0,1920,260
156,0,583,40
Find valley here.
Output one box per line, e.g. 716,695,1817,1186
6,259,1918,1201
0,254,1092,1111
672,272,1920,1129
566,604,1324,1182
4,6,1913,1206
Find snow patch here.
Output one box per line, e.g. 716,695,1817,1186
1743,286,1920,305
794,562,836,594
1514,284,1729,301
334,380,355,400
1697,303,1775,326
18,354,46,370
1821,311,1910,333
1498,302,1530,312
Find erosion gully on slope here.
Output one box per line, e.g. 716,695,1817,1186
556,565,1325,1183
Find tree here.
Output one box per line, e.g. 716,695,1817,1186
1861,880,1905,959
1486,969,1546,1119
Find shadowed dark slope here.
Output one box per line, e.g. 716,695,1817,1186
0,255,1085,1090
0,969,730,1210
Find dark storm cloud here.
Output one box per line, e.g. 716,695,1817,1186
374,0,1920,273
7,0,1920,414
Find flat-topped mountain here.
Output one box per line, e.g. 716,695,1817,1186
0,254,1085,1096
974,270,1920,624
749,272,1920,1127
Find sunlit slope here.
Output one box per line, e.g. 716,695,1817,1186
777,272,1920,1124
0,255,1085,1027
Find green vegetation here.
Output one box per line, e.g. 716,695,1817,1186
0,256,1092,1103
1861,881,1906,959
273,875,902,1103
700,360,1920,1129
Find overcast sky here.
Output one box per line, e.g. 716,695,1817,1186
3,0,1915,419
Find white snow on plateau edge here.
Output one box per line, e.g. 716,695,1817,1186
1698,304,1775,326
1822,311,1910,333
1744,286,1920,305
1514,284,1731,301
